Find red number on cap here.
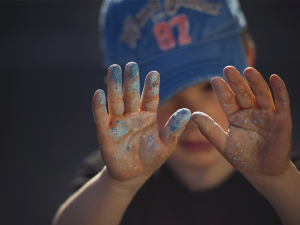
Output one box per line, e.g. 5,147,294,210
153,22,176,51
153,14,192,51
170,14,192,46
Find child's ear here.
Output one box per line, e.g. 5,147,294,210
241,31,256,67
245,38,256,67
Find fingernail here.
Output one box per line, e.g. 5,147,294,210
96,89,107,109
126,62,139,79
168,108,191,132
148,71,160,96
109,64,122,84
191,112,205,123
149,71,159,88
125,62,140,93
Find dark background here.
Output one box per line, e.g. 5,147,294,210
1,1,300,224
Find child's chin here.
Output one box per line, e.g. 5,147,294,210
169,146,223,169
179,141,214,152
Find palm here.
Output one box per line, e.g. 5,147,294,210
192,67,292,176
93,63,190,181
99,111,164,180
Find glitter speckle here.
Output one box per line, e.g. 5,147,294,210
233,157,237,160
244,118,250,124
253,120,257,124
236,143,241,147
109,123,130,142
149,135,154,140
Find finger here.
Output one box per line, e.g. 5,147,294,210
191,112,227,153
244,67,274,110
270,74,291,114
223,66,256,109
161,108,191,149
107,64,124,118
211,77,240,115
92,89,110,130
140,71,160,112
123,62,140,113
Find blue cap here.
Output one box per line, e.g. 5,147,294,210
100,0,248,105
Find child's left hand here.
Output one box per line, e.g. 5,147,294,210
192,66,292,178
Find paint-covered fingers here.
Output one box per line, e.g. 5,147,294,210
92,89,110,130
270,74,290,114
124,62,140,113
107,65,124,118
211,77,240,115
223,66,256,109
191,112,227,153
244,67,274,110
140,71,160,112
161,108,191,149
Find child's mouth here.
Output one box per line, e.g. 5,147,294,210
179,141,213,152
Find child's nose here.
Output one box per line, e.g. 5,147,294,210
180,99,203,114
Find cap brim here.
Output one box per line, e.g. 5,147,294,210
138,34,248,106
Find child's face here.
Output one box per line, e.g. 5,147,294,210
157,81,228,169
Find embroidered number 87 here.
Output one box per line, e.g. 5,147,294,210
153,14,192,51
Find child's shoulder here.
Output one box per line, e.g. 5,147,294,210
291,150,300,169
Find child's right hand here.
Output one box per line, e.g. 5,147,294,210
92,62,191,182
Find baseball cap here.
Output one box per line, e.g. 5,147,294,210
100,0,248,105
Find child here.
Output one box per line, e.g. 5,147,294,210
53,0,300,224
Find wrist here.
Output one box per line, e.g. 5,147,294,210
244,162,300,225
100,167,151,196
244,161,298,196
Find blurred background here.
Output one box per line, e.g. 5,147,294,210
1,1,300,224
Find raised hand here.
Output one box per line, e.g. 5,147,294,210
192,66,292,177
92,62,191,181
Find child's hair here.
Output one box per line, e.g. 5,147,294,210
99,0,248,104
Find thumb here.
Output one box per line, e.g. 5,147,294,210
161,108,191,150
191,112,227,153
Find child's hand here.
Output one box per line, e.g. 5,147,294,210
92,62,191,182
192,66,292,177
